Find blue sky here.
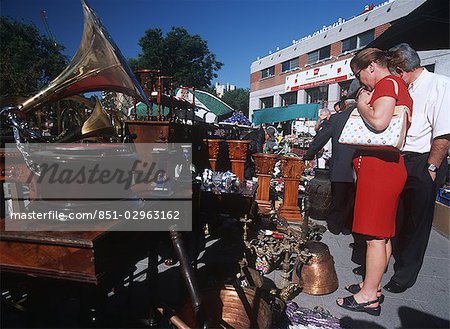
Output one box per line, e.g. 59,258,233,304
1,0,382,88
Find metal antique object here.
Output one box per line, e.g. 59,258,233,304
292,241,338,295
2,0,151,217
2,0,150,144
305,168,332,220
176,285,272,329
80,98,115,138
19,0,150,113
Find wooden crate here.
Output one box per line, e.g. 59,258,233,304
433,201,450,237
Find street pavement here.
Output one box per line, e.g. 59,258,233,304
279,225,450,328
2,218,448,328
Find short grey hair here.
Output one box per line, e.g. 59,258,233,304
320,108,331,116
388,43,421,72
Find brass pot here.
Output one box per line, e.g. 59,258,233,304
293,241,338,295
176,285,272,329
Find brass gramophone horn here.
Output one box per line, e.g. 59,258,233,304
19,0,150,113
81,97,114,137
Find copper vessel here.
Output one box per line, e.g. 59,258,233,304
227,140,251,183
177,285,272,329
253,153,278,214
293,241,338,295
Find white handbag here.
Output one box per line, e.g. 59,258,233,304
338,78,411,151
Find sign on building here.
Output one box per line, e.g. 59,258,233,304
285,58,354,91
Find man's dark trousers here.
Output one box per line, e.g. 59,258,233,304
391,153,448,288
327,182,355,234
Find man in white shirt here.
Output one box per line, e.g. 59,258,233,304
383,43,450,293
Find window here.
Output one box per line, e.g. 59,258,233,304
281,57,299,73
342,29,374,52
307,46,331,64
358,29,374,48
260,96,274,109
306,86,328,107
281,91,297,106
342,36,357,52
261,66,275,79
307,51,319,64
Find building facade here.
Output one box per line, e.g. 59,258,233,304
249,0,429,120
215,82,236,98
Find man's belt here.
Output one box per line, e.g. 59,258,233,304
401,151,429,160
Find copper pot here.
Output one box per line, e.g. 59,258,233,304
176,285,272,329
293,241,338,295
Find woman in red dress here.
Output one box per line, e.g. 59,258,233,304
336,48,412,316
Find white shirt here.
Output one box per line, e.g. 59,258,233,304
403,69,450,153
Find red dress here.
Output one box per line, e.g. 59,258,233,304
352,75,412,238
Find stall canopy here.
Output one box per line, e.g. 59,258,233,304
252,103,319,125
174,89,234,122
128,89,234,122
367,0,449,51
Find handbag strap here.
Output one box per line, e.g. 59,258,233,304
385,77,399,97
350,77,411,122
385,77,412,123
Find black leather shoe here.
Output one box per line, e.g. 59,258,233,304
345,283,385,303
383,280,407,293
336,295,381,316
352,266,365,276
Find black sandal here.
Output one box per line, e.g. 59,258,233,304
345,283,385,303
336,295,381,316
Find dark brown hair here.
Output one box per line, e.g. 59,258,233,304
350,48,389,73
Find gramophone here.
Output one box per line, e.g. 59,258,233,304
2,0,153,222
2,0,150,143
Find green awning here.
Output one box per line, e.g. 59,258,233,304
194,90,234,117
252,103,319,125
174,88,234,119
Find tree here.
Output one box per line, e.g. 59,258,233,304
202,85,218,97
221,88,250,117
0,17,68,97
130,27,223,89
101,91,133,114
